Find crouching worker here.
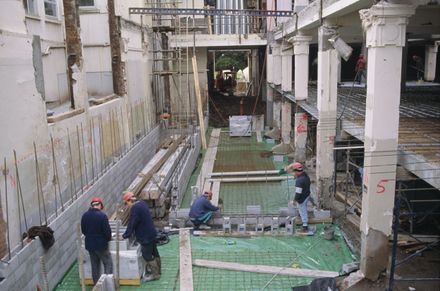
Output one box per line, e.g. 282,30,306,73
189,191,219,230
121,192,161,282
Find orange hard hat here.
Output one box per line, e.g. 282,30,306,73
290,162,303,172
91,197,104,209
123,192,135,202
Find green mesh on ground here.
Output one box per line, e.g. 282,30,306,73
55,226,356,291
181,129,290,208
214,132,276,172
55,237,180,291
220,180,297,215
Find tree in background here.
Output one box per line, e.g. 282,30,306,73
215,52,248,71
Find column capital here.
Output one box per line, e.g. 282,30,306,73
290,35,312,55
360,3,415,48
271,42,282,56
281,45,294,56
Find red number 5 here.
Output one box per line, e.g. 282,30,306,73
376,180,389,194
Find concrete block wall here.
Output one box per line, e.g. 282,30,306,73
0,125,160,291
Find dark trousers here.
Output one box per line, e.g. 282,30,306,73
355,70,366,84
141,241,160,262
89,249,113,284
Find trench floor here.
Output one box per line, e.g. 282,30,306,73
181,130,288,211
55,225,356,291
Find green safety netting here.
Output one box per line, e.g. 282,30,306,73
55,225,356,291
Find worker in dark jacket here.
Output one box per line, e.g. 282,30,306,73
279,162,311,232
81,198,113,284
189,191,219,230
122,192,160,282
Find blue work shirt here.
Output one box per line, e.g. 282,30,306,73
81,208,112,251
122,200,157,244
189,195,219,219
295,172,311,204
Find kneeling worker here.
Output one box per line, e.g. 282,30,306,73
122,192,161,282
279,162,311,232
189,191,219,230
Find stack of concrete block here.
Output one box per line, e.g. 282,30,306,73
80,243,143,284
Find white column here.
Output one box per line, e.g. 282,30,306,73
251,49,259,96
294,112,308,162
292,34,312,100
424,43,439,81
267,45,274,84
272,99,292,154
316,22,339,209
281,47,293,92
359,4,415,280
270,42,282,137
281,101,292,144
272,43,282,86
266,45,274,127
273,99,282,129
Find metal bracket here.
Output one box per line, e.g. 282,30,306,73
129,8,294,17
223,216,231,233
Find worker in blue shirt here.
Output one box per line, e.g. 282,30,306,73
122,192,161,282
81,198,113,285
279,162,311,232
189,191,219,230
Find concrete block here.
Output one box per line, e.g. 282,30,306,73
176,208,190,218
279,207,298,216
342,262,359,274
246,205,261,215
273,155,284,162
313,208,331,219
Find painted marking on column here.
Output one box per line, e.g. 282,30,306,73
376,179,389,194
296,124,307,134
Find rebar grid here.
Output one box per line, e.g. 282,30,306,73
55,227,356,291
220,181,293,215
214,132,276,172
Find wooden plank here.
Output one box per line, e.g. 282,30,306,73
196,128,221,193
117,135,185,223
210,170,279,177
83,278,140,286
193,259,339,278
192,56,207,149
89,94,117,105
209,176,294,183
256,131,263,142
140,144,187,200
47,108,85,123
180,229,194,291
211,181,220,207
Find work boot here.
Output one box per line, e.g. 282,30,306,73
142,258,161,282
157,257,162,275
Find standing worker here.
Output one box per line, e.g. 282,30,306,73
81,198,113,285
279,162,311,232
355,54,367,84
412,55,424,81
189,191,219,230
122,192,161,282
